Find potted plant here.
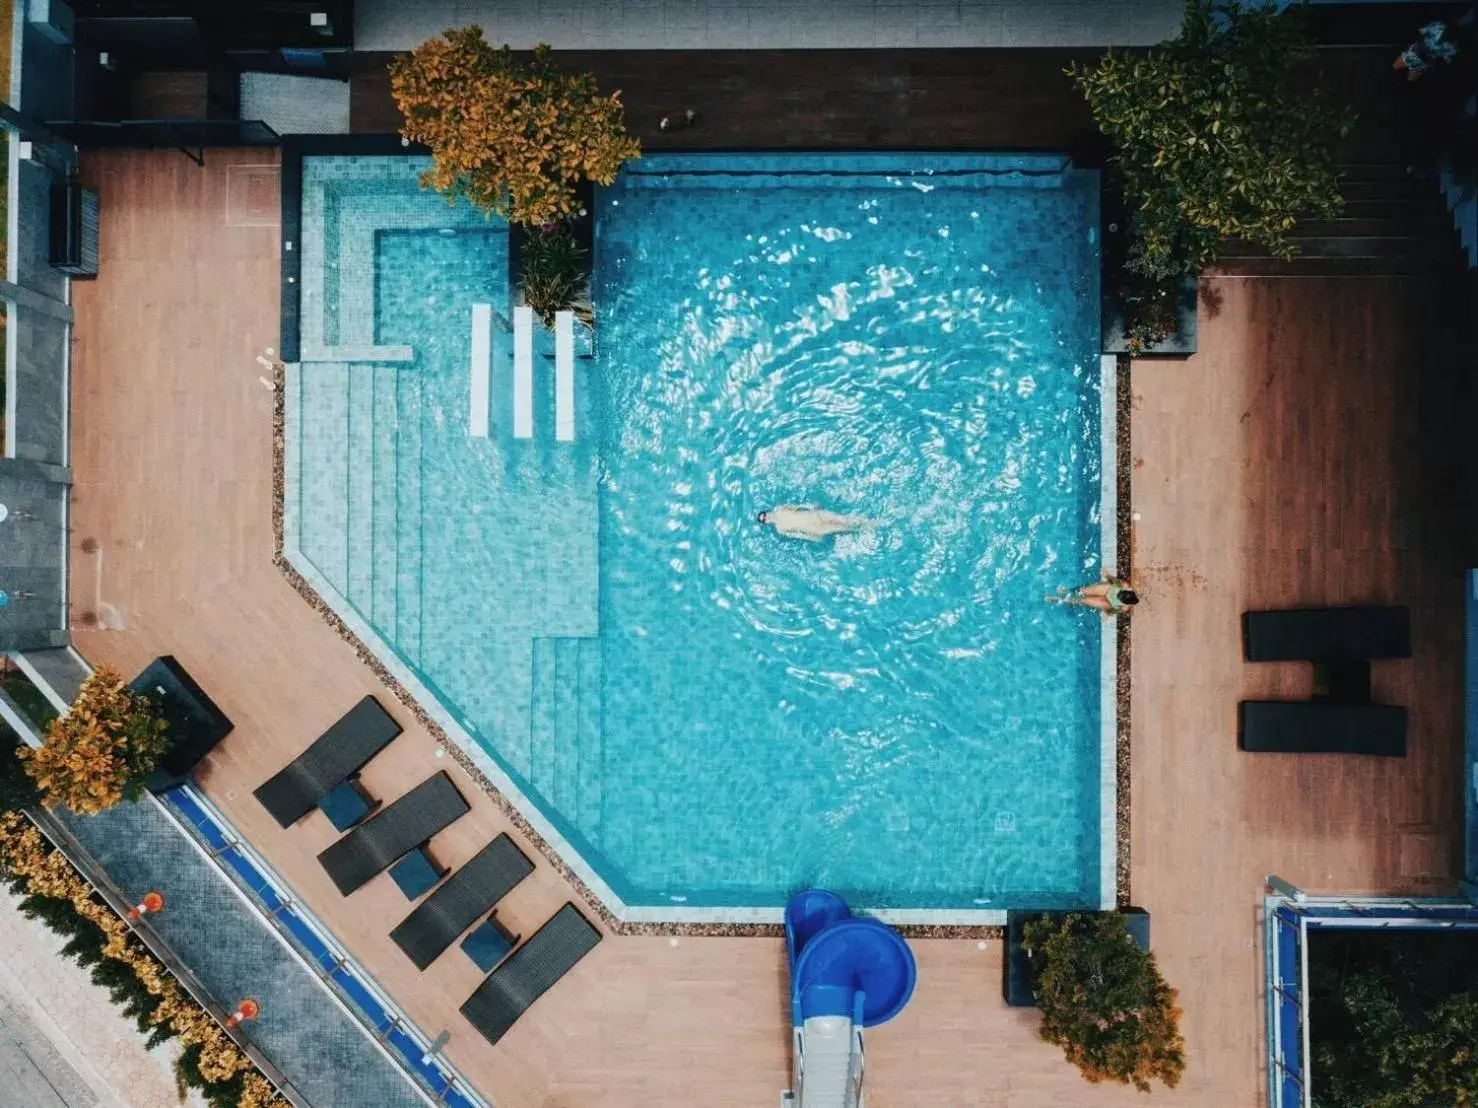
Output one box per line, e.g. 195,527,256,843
520,220,593,329
1072,0,1355,355
390,30,640,228
1017,912,1185,1092
18,665,171,814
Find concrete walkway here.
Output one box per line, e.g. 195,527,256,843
0,887,200,1108
356,0,1184,51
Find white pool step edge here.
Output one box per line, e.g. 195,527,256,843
513,306,534,440
468,303,492,438
555,310,576,443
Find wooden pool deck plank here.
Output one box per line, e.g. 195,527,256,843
66,149,1473,1108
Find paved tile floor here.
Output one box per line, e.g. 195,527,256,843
356,0,1185,51
57,798,427,1108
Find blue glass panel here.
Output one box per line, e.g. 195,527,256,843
254,881,284,913
1275,918,1301,991
280,909,332,965
217,847,256,887
334,968,384,1023
172,792,230,850
1279,996,1302,1080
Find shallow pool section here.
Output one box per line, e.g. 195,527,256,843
287,153,1110,921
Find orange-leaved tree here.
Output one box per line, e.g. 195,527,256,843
18,665,170,814
389,29,640,226
1022,912,1186,1092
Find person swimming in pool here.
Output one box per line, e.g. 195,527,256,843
1047,571,1139,615
758,506,876,543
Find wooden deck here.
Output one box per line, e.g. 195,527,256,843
66,146,1473,1108
349,48,1110,156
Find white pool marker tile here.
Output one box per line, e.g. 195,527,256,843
554,310,576,443
513,306,534,440
468,303,492,438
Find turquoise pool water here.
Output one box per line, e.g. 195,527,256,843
292,153,1106,913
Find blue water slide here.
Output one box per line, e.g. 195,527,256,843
784,890,917,1028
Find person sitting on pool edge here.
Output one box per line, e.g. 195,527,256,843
1047,571,1138,615
758,506,876,542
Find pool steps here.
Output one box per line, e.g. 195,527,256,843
513,306,534,439
468,303,492,439
466,304,580,445
346,368,375,605
298,360,350,597
555,310,576,443
529,636,602,846
370,364,399,635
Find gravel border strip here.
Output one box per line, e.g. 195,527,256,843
1115,354,1133,908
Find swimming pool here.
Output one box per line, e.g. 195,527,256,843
287,152,1112,921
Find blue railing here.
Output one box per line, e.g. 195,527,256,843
1264,885,1478,1108
1465,568,1478,898
162,785,489,1108
1264,902,1307,1108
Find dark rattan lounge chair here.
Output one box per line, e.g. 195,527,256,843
254,696,403,828
460,903,602,1045
1238,701,1407,756
390,833,535,970
1242,607,1411,662
317,772,469,895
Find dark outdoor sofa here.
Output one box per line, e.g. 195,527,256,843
1242,606,1411,662
390,833,535,970
254,696,402,827
317,771,469,895
1238,701,1408,757
460,903,602,1045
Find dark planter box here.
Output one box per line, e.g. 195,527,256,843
130,656,234,792
1005,908,1153,1008
1102,275,1199,357
510,179,596,355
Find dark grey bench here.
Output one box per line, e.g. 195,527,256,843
460,903,601,1045
390,833,535,970
1238,701,1407,757
1242,607,1411,662
254,696,402,828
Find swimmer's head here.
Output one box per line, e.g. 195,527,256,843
1119,589,1139,606
757,511,770,525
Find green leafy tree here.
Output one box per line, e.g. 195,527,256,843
0,730,41,812
1022,912,1186,1092
90,957,169,1040
1070,0,1354,278
1313,934,1478,1107
390,29,640,226
17,892,108,966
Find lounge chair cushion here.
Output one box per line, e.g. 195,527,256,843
1238,700,1407,756
1242,607,1411,662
